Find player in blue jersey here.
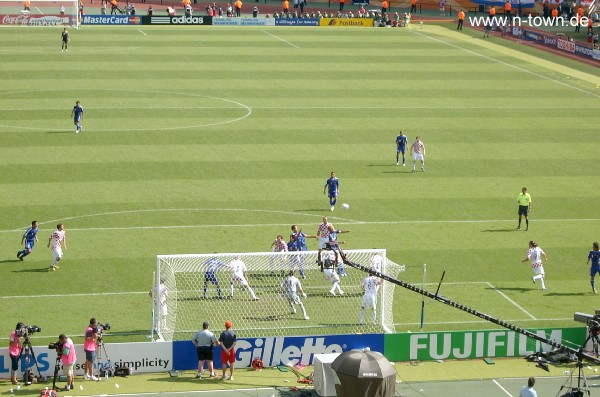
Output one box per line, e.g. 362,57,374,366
290,225,315,279
324,224,350,269
324,171,339,211
396,130,408,166
203,255,225,299
17,221,39,261
587,242,600,294
71,100,84,133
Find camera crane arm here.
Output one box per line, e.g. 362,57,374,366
342,258,600,365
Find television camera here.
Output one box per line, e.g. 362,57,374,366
16,325,41,338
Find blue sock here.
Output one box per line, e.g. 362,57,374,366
332,198,337,206
21,251,30,258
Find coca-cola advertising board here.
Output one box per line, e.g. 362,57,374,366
1,14,72,25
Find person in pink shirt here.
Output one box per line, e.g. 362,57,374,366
58,334,77,390
83,319,99,381
9,323,23,385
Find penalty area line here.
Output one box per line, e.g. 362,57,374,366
487,282,537,320
261,30,300,48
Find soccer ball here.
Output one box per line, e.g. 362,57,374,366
341,203,350,209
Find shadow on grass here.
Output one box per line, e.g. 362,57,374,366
367,164,396,167
11,267,51,273
0,259,22,264
482,228,517,232
46,131,74,134
382,170,415,174
487,287,533,292
544,292,589,297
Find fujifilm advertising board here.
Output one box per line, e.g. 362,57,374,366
384,327,586,361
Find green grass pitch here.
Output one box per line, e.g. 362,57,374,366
0,24,599,346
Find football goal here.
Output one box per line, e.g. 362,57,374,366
154,249,405,341
0,0,79,28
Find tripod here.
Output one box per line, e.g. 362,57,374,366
94,336,112,379
50,356,61,391
18,336,44,381
556,337,594,397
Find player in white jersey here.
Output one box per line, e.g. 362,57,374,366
316,216,333,264
522,240,548,290
270,235,288,275
280,271,309,320
47,223,66,271
409,136,425,173
359,275,382,325
321,251,344,296
229,256,258,300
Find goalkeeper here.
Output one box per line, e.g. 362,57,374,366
281,271,309,320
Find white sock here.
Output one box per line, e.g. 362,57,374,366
540,278,546,289
359,308,365,323
248,287,257,299
299,303,307,317
229,285,234,296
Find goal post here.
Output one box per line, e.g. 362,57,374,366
154,249,405,341
0,0,80,28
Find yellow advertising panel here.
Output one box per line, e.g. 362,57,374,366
319,18,374,27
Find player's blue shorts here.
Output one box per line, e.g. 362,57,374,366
397,146,406,153
74,116,82,123
24,240,35,250
591,265,600,277
328,191,338,198
204,271,219,285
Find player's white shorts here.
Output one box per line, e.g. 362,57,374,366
531,264,545,276
285,292,301,305
323,268,340,283
318,237,329,249
231,275,248,286
413,152,424,161
53,247,63,260
362,294,377,309
160,303,168,317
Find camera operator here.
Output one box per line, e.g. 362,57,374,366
84,318,99,381
9,322,24,385
57,334,76,390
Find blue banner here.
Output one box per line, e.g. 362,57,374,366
274,18,320,26
173,334,383,370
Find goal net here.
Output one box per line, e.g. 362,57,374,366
0,0,79,28
154,249,405,341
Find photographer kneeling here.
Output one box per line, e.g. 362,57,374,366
84,318,99,381
57,334,76,390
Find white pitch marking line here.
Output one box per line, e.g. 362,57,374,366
492,379,515,397
0,291,146,299
487,282,537,320
35,6,43,13
3,214,600,234
137,29,147,36
261,30,299,48
0,105,598,111
415,31,600,99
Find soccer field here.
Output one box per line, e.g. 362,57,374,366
1,24,599,345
